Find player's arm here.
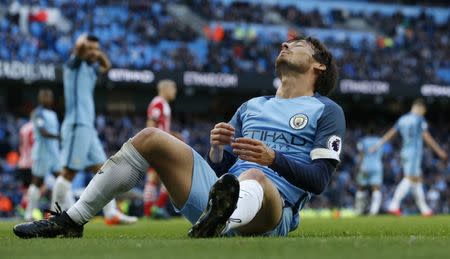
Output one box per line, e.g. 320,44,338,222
146,102,162,128
231,138,337,195
33,115,59,140
370,127,397,152
94,50,111,73
207,103,245,175
423,131,448,161
146,118,156,128
356,142,364,169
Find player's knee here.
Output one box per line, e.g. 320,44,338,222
239,169,267,185
139,127,163,140
62,168,76,181
132,127,163,148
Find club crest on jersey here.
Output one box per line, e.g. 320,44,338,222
327,135,342,155
289,114,308,130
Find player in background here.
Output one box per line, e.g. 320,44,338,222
143,79,177,218
53,34,137,224
14,36,345,239
17,121,34,190
371,99,447,216
17,120,34,212
354,127,383,215
24,89,61,221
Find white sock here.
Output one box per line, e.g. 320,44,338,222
52,176,73,211
369,190,382,215
226,180,264,231
389,178,411,211
355,190,367,215
411,182,431,214
25,184,40,220
67,140,148,225
102,199,119,219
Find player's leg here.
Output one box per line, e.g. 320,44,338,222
355,170,369,215
24,175,44,221
369,186,382,215
189,168,283,237
229,169,283,235
355,186,367,215
25,158,50,220
13,127,197,238
54,125,88,210
410,177,432,216
52,167,76,210
388,177,411,215
143,169,160,217
388,157,413,215
84,131,138,225
368,169,382,215
66,127,195,225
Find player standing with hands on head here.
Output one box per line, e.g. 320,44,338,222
14,36,345,238
51,34,136,225
370,99,447,216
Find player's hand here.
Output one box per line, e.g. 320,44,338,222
231,138,275,166
74,34,87,59
210,122,235,149
437,150,448,162
91,50,111,72
368,145,378,154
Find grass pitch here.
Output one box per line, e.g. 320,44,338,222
1,216,450,259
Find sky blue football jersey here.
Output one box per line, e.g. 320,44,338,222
357,136,383,172
31,106,60,160
62,57,97,128
226,94,346,208
394,112,428,157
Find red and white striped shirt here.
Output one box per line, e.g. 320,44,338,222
17,121,34,169
147,96,171,132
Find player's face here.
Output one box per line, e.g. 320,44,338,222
275,40,316,74
40,91,54,107
414,104,427,116
85,41,100,63
169,85,177,101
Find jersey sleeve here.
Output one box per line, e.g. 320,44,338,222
356,141,363,152
394,118,401,131
66,55,82,69
32,110,46,130
147,101,163,122
421,118,428,131
310,103,346,162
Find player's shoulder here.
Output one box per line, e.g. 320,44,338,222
314,94,343,111
239,95,274,111
31,106,43,118
314,94,345,118
150,96,164,106
247,95,274,104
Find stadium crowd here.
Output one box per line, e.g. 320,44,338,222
0,1,449,84
0,112,449,217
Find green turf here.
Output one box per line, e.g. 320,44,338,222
1,216,450,259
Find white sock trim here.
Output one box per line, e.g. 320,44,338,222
227,180,264,231
120,140,149,172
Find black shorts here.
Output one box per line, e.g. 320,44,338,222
15,168,32,187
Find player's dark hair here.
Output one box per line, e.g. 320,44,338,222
288,36,338,96
86,34,99,42
413,98,425,107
